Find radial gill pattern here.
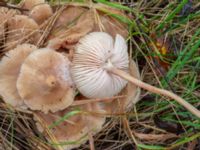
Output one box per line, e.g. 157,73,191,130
71,32,129,98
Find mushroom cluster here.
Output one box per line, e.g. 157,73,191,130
0,1,199,150
0,1,140,149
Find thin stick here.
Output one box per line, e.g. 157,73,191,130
110,67,200,118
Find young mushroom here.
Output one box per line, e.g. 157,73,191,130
0,44,37,107
19,0,45,11
29,3,53,25
71,32,200,118
5,15,41,50
17,48,74,113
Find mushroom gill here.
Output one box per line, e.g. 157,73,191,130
71,32,129,98
17,48,74,113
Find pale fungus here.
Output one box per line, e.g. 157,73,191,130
0,44,37,107
71,32,200,118
34,102,105,150
0,7,20,44
29,3,53,25
17,48,74,113
5,15,41,50
20,0,45,11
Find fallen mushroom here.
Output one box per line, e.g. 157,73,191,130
71,32,200,118
0,44,37,107
34,102,105,150
5,15,41,50
16,48,74,113
29,3,53,25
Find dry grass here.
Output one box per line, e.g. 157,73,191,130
0,0,200,150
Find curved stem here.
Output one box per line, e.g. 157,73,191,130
110,67,200,118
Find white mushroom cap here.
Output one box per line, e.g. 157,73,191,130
16,48,74,113
5,15,41,50
34,102,105,150
29,3,53,25
0,44,37,107
71,32,129,98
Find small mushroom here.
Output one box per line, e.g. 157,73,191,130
5,15,41,50
0,44,37,107
34,102,105,150
71,32,200,118
19,0,45,10
29,3,53,25
17,48,74,113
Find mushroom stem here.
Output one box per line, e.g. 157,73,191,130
109,67,200,118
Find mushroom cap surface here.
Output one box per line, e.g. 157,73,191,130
34,102,105,150
6,15,41,50
30,3,53,25
20,0,45,10
0,44,37,107
71,32,129,98
0,7,20,43
17,48,74,113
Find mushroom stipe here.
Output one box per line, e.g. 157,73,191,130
71,32,200,118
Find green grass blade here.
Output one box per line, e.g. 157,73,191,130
48,109,83,129
162,28,200,87
137,144,165,150
156,0,189,31
95,0,133,12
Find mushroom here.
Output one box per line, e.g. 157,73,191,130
71,32,200,118
16,48,74,113
0,7,20,45
29,3,53,25
34,102,105,150
0,44,37,107
5,15,41,50
19,0,45,10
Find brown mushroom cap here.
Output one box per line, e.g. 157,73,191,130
34,102,105,150
0,7,20,44
20,0,45,10
29,3,53,25
0,44,37,107
16,48,74,113
5,15,41,50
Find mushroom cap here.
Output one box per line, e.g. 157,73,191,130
34,102,105,150
20,0,45,10
5,15,41,50
71,32,129,98
17,48,74,113
29,3,53,25
0,44,37,107
0,7,20,43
